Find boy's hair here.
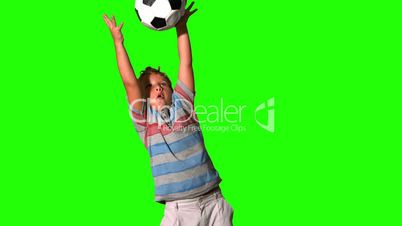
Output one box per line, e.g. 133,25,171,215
138,66,173,91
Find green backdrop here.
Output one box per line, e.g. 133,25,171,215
1,0,400,225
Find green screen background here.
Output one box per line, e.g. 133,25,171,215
1,0,400,225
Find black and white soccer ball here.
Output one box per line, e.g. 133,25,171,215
135,0,187,31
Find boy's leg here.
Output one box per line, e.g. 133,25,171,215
160,202,202,226
160,204,178,226
202,197,234,226
160,188,234,226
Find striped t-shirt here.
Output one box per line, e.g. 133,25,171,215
128,80,221,203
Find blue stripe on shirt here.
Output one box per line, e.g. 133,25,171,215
152,151,209,177
150,132,200,157
155,170,219,196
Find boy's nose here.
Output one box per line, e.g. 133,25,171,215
155,85,163,92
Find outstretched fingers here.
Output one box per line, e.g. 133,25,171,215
185,2,197,17
112,16,117,27
187,1,195,11
103,14,112,27
103,14,122,30
118,22,124,30
190,8,198,15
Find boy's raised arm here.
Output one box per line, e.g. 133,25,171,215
176,2,198,93
103,14,143,112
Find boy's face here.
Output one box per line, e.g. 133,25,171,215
143,73,172,111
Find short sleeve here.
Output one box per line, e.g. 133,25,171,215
174,80,195,102
126,95,147,134
173,80,195,113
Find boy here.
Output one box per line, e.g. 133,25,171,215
103,2,233,225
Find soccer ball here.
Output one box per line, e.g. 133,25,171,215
135,0,187,31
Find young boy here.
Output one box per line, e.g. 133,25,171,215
103,2,233,225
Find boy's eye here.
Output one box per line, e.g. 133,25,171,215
161,82,167,86
145,84,151,89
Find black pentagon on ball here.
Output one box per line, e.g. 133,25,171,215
151,17,167,29
135,9,142,21
143,0,156,7
168,0,182,10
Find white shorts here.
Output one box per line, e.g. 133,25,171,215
160,187,234,226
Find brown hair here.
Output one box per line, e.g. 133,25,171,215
138,66,173,91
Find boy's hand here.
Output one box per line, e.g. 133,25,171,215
103,14,124,44
176,1,198,29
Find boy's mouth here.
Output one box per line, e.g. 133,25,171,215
156,94,164,99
